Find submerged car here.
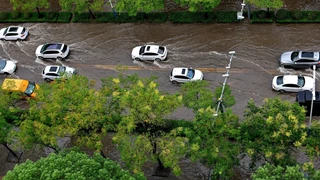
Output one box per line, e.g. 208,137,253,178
35,43,70,60
131,45,167,61
42,65,76,82
0,59,17,75
170,67,203,84
279,51,320,69
272,74,313,92
0,26,29,41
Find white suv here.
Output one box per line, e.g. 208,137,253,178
36,43,70,60
42,65,76,82
0,26,29,41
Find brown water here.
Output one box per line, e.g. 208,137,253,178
2,1,320,179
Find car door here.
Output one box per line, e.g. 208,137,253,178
45,72,59,80
293,59,316,68
283,84,301,92
141,52,157,61
5,33,18,40
43,50,58,59
174,75,190,83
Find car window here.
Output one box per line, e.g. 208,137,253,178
139,46,145,55
283,84,299,88
3,28,8,35
0,60,6,70
62,45,67,53
44,51,58,54
6,33,18,36
58,66,66,74
291,51,299,60
8,27,18,32
276,76,283,85
186,69,195,79
158,47,165,54
143,53,157,56
46,73,59,76
21,28,26,34
175,75,189,79
24,81,36,96
295,59,316,63
297,76,305,87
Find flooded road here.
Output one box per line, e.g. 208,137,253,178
1,21,320,179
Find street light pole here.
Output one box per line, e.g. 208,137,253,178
213,51,236,117
308,65,316,131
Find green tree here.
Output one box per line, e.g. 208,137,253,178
10,0,49,17
180,81,240,179
247,0,283,15
59,0,104,18
115,0,164,16
252,163,307,180
102,74,187,176
3,150,145,180
240,98,307,168
16,75,114,154
173,0,221,12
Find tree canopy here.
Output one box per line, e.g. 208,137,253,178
247,0,283,9
115,0,164,16
173,0,221,12
10,0,49,12
3,150,145,180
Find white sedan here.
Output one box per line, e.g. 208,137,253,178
170,67,203,84
0,59,17,75
272,75,313,92
0,26,29,41
131,45,167,61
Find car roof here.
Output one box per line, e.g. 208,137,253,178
299,51,319,60
172,67,189,76
144,45,160,53
281,75,299,84
43,43,63,51
44,65,60,73
7,26,23,33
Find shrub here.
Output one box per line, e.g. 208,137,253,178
23,12,32,19
57,12,72,23
0,12,8,20
291,10,303,20
257,10,267,18
276,9,287,20
146,12,167,23
47,12,57,20
93,12,103,19
11,11,20,19
80,12,90,20
308,11,318,20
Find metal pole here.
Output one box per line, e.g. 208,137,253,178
308,65,316,130
214,51,235,117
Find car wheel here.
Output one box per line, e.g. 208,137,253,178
171,80,178,84
44,78,52,82
155,58,161,61
38,56,44,60
57,57,63,61
134,58,141,61
4,72,9,75
279,89,285,93
0,38,5,41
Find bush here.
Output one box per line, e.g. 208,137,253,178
257,10,267,18
308,11,318,20
47,12,57,20
215,11,237,22
146,12,167,23
276,9,288,20
11,11,20,19
23,12,32,19
169,12,207,23
57,12,72,23
291,10,303,20
0,12,8,20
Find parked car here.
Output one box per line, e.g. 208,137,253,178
272,74,313,92
2,78,39,98
279,51,320,69
42,65,76,82
0,59,17,75
35,43,70,60
170,67,203,84
0,26,29,41
131,45,167,61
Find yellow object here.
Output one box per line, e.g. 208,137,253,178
2,78,40,98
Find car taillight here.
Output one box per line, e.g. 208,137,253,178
21,34,25,37
318,61,320,64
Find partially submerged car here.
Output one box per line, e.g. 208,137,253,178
272,74,313,92
132,45,167,61
279,51,320,69
170,67,203,84
42,65,76,82
0,26,29,41
35,43,70,60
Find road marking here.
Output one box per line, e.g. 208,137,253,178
73,64,280,74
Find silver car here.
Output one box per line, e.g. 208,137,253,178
279,51,320,69
0,26,29,41
272,74,313,92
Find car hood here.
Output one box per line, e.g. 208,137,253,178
193,70,203,80
304,76,314,90
131,46,142,56
280,51,293,63
2,60,16,73
35,45,43,55
65,66,76,74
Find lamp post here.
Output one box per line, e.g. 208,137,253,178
308,65,316,132
213,51,236,117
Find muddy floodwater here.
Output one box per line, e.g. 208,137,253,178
2,0,320,179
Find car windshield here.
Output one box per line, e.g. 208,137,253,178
24,81,36,96
58,66,66,74
297,76,305,87
3,28,8,35
0,60,6,70
291,51,299,61
139,46,146,55
62,45,67,53
158,46,165,54
186,69,195,79
276,76,283,85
